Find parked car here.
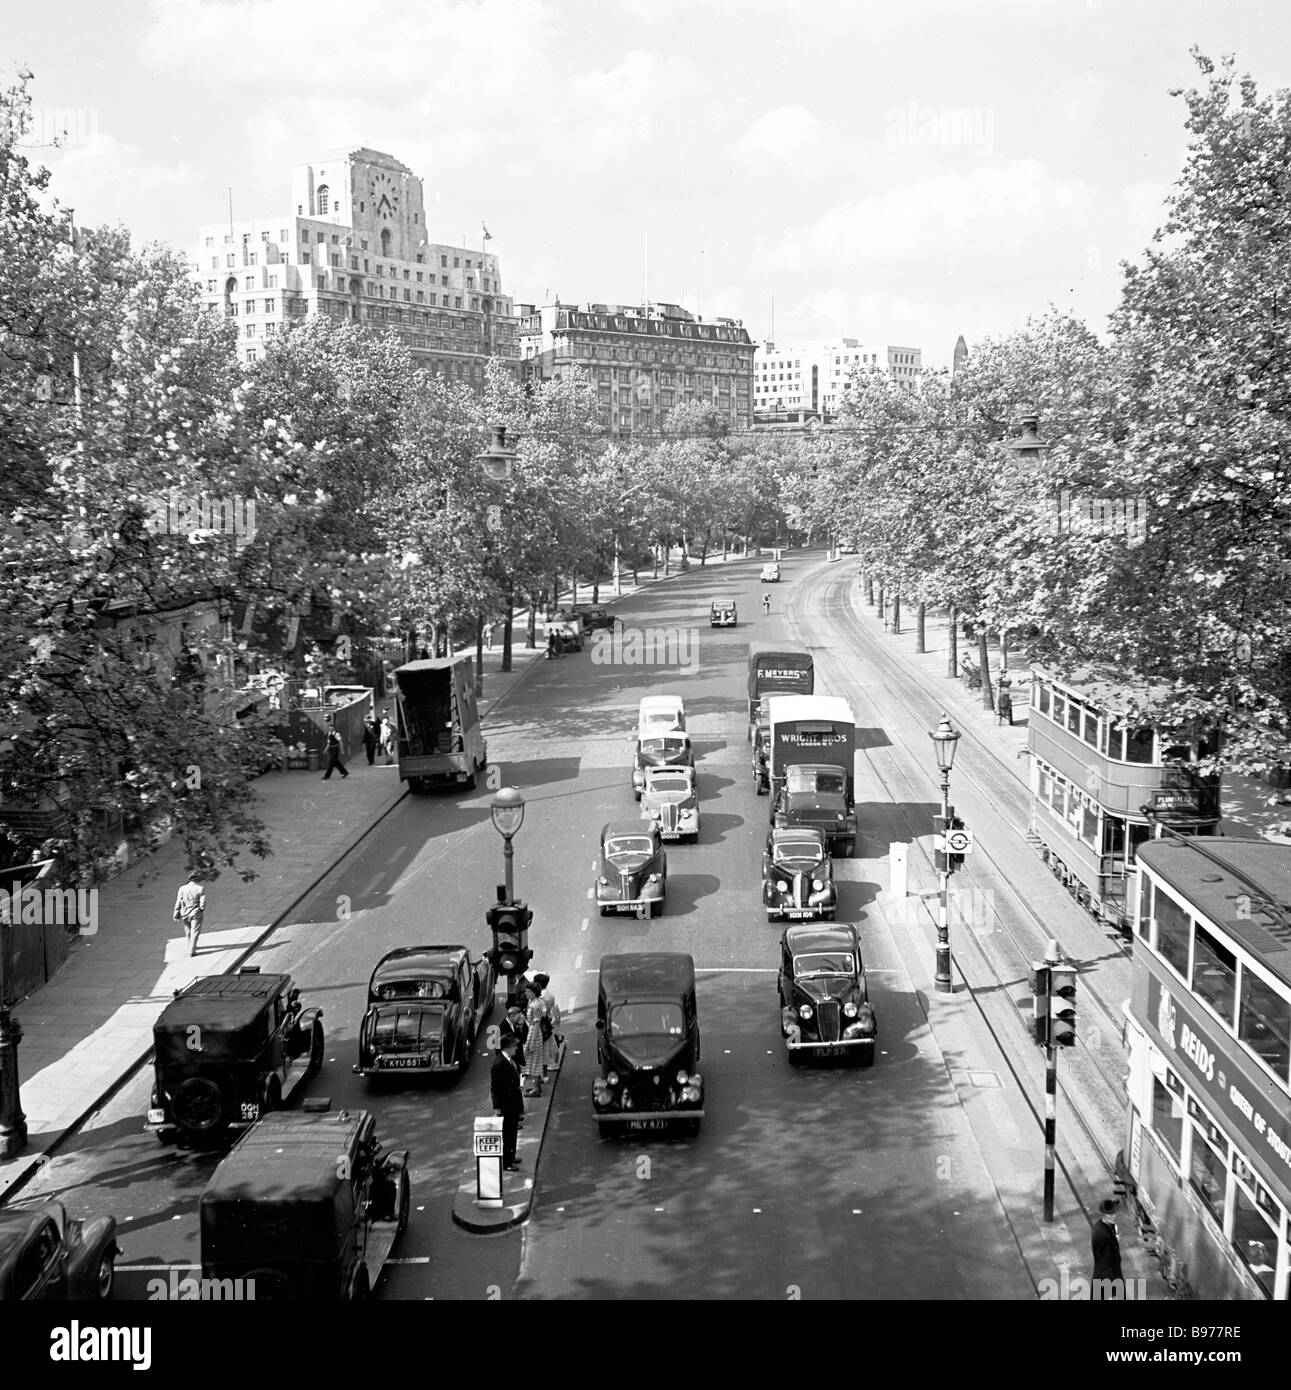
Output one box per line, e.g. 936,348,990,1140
640,765,700,843
710,599,737,627
354,945,495,1082
545,610,584,652
593,953,704,1137
570,603,617,632
777,923,876,1066
632,730,695,801
760,562,781,582
146,967,324,1143
763,826,838,921
200,1101,409,1301
751,722,771,794
596,821,667,917
0,1203,119,1301
637,694,686,737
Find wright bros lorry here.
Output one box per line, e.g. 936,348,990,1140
746,641,814,743
391,655,487,793
766,694,859,857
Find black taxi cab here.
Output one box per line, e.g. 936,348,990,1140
777,924,876,1066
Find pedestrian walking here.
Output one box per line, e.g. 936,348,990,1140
532,972,562,1078
1091,1197,1124,1299
172,869,206,957
321,721,349,779
762,593,771,616
361,715,379,765
490,1035,525,1170
521,981,546,1096
996,689,1014,726
379,711,395,764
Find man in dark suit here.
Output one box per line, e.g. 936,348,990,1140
491,1035,525,1170
1091,1197,1123,1299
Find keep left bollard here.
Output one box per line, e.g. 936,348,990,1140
474,1115,504,1207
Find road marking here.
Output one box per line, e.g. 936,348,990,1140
574,954,583,969
119,1264,199,1271
583,966,778,974
581,918,588,931
585,888,593,899
387,1257,433,1265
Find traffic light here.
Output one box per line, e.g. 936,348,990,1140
1049,963,1077,1048
486,895,532,977
947,814,967,874
1029,964,1051,1046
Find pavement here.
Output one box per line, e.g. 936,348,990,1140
0,545,755,1204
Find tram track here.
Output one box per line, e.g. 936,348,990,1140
785,564,1135,1215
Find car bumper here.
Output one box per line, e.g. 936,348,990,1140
643,813,698,839
597,896,661,914
786,1037,874,1054
353,1055,452,1076
593,1108,705,1126
767,902,835,920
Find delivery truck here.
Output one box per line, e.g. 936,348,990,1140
766,694,858,856
392,655,487,793
746,641,814,743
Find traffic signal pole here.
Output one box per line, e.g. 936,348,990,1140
1031,938,1075,1223
1043,1037,1058,1222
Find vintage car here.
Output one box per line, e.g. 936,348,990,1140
637,694,686,738
593,953,704,1136
596,820,668,917
570,603,618,633
760,562,781,582
709,599,737,627
777,923,876,1066
0,1202,119,1301
763,826,838,921
353,945,495,1081
146,968,324,1142
545,609,584,652
640,765,700,843
773,762,859,857
751,722,771,794
200,1101,409,1301
631,730,695,801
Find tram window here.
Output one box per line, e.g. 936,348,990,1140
1151,1075,1184,1164
1107,724,1126,760
1049,776,1065,815
1189,1127,1228,1225
1103,817,1126,859
1067,699,1082,735
1083,709,1099,747
1238,971,1291,1082
1051,693,1065,724
1192,925,1237,1024
1155,890,1192,980
1232,1186,1279,1298
1081,805,1098,846
1126,727,1155,764
1127,822,1151,866
1037,681,1050,716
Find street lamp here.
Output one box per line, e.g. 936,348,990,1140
490,786,526,903
476,424,518,482
929,712,962,994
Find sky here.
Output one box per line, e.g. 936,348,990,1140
8,0,1291,369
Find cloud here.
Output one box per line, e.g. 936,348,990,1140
729,105,849,180
39,131,199,230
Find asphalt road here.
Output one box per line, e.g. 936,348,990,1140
12,550,1034,1300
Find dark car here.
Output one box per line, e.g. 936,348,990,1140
777,924,876,1066
709,599,737,627
763,826,838,921
593,953,704,1137
354,944,495,1082
632,731,695,801
570,603,618,632
596,821,667,917
751,722,771,794
200,1101,409,1301
773,762,858,857
146,967,324,1142
0,1203,119,1301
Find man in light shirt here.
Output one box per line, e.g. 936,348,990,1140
173,870,206,956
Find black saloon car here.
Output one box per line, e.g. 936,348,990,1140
777,924,876,1066
632,730,695,800
0,1203,119,1301
763,826,838,921
570,603,618,632
354,944,495,1081
146,967,324,1141
596,821,667,917
593,953,704,1136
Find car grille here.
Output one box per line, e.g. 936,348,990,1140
816,999,841,1042
627,1073,670,1109
620,872,636,898
661,803,678,833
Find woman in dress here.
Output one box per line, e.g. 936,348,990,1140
521,981,546,1097
532,972,562,1079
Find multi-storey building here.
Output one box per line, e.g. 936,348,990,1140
753,338,924,420
193,147,518,385
517,301,754,437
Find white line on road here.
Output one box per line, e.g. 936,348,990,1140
582,966,779,974
575,954,583,969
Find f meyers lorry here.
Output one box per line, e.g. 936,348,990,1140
766,695,859,857
746,641,814,743
391,655,487,793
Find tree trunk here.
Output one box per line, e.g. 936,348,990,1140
877,584,885,620
474,614,484,695
592,578,600,603
1001,625,1009,676
917,602,926,653
663,542,670,577
892,591,901,635
978,628,994,710
552,570,559,613
502,593,515,673
865,575,874,606
948,606,958,679
721,531,728,560
526,595,537,650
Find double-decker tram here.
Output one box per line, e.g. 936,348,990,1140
1122,836,1291,1299
1027,666,1220,933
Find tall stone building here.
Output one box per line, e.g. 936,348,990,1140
193,147,518,386
953,334,969,377
754,338,924,421
517,301,754,437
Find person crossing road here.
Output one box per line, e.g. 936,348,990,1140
762,593,771,616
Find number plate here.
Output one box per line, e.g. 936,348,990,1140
786,910,814,919
660,831,682,841
626,1118,670,1131
815,1045,847,1057
239,1102,261,1121
380,1055,431,1069
146,1108,165,1125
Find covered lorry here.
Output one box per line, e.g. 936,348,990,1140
746,641,814,742
766,694,858,857
392,655,487,793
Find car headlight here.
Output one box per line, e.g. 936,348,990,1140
776,879,789,892
648,873,660,883
606,1071,620,1086
836,812,845,822
688,1073,702,1088
598,876,609,886
843,1001,858,1018
676,1069,689,1084
798,1004,813,1020
812,878,824,891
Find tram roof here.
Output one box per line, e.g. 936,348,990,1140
1030,664,1175,712
1138,838,1291,987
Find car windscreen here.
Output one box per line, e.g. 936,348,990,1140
375,979,447,1001
793,952,855,979
646,772,690,792
609,1002,685,1038
774,840,825,866
786,766,845,795
606,836,655,859
641,737,686,755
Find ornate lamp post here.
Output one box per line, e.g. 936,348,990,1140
476,424,517,482
929,712,962,994
490,786,526,904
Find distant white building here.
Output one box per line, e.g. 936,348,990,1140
753,338,923,419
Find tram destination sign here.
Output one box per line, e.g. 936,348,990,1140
1151,789,1202,813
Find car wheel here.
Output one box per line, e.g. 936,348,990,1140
858,1048,875,1070
244,1268,304,1300
261,1076,282,1115
307,1019,325,1077
598,905,610,917
678,1118,701,1138
171,1077,226,1134
787,1048,803,1068
465,771,478,791
396,1168,411,1238
347,1266,372,1301
93,1249,116,1300
597,1121,614,1141
633,789,641,803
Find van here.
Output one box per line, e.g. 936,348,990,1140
637,695,686,739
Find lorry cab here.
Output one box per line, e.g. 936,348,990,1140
638,695,686,738
767,695,858,857
746,641,814,743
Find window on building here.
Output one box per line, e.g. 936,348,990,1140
263,299,274,314
441,255,447,266
301,230,309,242
455,297,462,308
1151,1074,1184,1164
453,257,459,268
246,323,257,337
267,275,278,288
317,186,329,214
1154,889,1191,980
226,255,235,268
1238,968,1291,1081
301,251,311,264
441,275,448,286
246,347,257,361
279,229,287,242
211,257,218,270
